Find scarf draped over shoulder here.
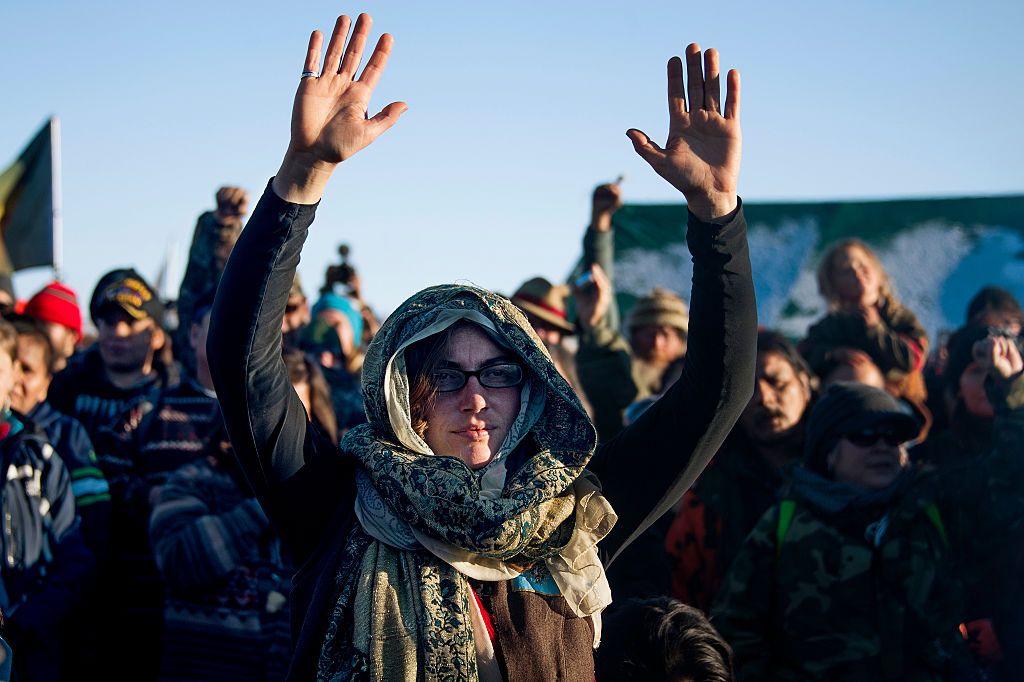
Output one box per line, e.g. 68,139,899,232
318,284,616,682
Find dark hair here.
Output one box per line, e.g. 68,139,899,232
11,318,55,376
757,330,814,381
817,348,882,388
595,596,734,682
943,324,991,397
966,285,1022,326
283,347,339,443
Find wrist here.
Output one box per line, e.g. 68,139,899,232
589,210,614,232
272,146,337,205
684,191,738,222
213,212,240,226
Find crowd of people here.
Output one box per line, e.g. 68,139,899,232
1,11,1022,682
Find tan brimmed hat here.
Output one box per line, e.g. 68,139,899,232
511,277,575,334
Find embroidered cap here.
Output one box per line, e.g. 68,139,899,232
89,268,164,323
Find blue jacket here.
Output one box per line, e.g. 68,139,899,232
28,401,111,562
0,412,95,681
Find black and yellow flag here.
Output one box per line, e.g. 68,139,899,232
0,119,57,274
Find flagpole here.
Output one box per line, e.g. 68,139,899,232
50,116,63,281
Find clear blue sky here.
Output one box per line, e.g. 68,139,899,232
2,0,1022,320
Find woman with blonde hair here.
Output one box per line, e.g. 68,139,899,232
801,238,930,404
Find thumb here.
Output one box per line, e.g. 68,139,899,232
626,129,665,167
367,101,408,138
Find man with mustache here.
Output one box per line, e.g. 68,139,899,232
665,330,814,612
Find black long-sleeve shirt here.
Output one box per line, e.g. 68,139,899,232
208,183,756,680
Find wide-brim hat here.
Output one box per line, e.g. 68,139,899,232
511,277,575,334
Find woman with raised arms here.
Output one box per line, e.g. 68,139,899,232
208,12,755,681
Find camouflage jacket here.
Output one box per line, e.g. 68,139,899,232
174,211,242,371
711,374,1024,682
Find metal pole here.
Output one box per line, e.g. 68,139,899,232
50,116,63,280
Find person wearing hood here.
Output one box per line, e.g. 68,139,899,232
208,13,755,681
712,333,1024,681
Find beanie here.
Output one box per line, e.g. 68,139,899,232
25,281,83,339
804,382,920,474
626,287,689,335
311,292,364,343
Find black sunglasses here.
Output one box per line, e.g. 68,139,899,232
433,363,524,392
842,426,904,448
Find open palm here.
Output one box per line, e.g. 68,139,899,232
290,14,406,165
629,44,741,220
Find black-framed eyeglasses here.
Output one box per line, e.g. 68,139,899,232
433,363,524,392
842,426,903,448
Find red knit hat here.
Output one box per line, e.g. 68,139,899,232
24,281,83,340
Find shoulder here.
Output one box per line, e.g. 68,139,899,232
880,299,926,334
48,349,98,392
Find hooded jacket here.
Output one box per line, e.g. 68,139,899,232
0,412,95,681
208,184,756,681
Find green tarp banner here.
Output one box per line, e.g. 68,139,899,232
608,195,1024,344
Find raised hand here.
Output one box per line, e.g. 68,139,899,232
974,334,1024,380
590,182,623,232
573,263,614,332
274,13,407,204
214,186,250,224
628,44,740,221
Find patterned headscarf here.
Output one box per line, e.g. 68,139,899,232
318,284,616,682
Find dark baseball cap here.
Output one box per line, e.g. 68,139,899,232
89,268,164,323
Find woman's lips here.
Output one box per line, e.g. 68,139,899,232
455,427,490,441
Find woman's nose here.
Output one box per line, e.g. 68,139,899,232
458,377,488,412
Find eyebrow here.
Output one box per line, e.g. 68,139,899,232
438,354,515,370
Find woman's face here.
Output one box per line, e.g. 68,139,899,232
959,361,994,418
423,325,521,470
0,351,15,412
828,424,908,491
832,246,882,307
12,337,51,414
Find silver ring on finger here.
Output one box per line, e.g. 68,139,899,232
300,70,318,79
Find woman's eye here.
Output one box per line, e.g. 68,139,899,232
434,370,461,386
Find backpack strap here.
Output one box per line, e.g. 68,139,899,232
776,499,797,560
924,502,949,549
775,500,949,561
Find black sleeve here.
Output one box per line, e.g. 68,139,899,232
207,182,356,565
591,202,757,563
